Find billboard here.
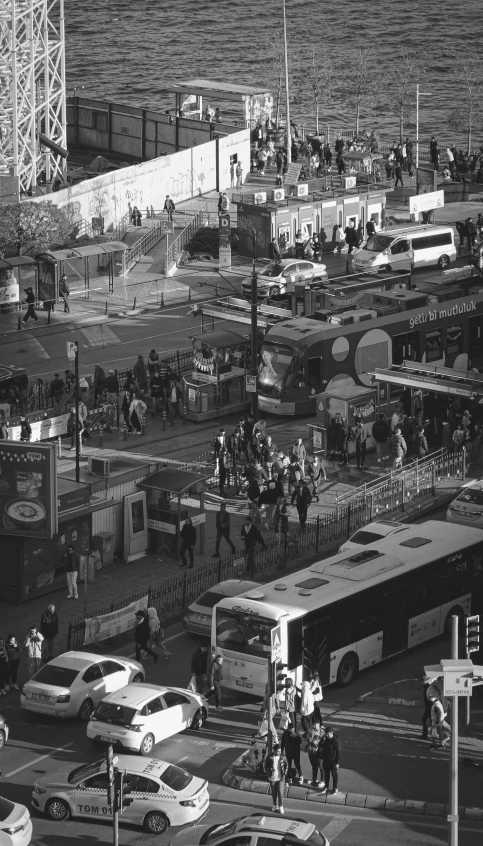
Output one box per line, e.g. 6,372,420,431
0,441,57,538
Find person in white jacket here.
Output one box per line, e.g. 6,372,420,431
24,626,44,678
300,680,315,736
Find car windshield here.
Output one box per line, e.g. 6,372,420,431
159,765,192,792
365,234,393,252
95,702,137,725
260,262,285,277
0,797,14,822
258,344,295,396
201,820,242,844
194,590,226,610
456,488,483,506
347,530,386,546
31,665,79,688
68,760,103,784
216,608,274,656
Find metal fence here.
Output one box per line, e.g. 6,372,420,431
166,202,209,272
122,221,166,277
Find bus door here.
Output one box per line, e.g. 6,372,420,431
381,583,408,657
302,616,330,684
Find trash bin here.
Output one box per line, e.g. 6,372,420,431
79,555,95,583
92,532,114,567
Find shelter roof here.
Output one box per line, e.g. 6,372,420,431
168,79,270,100
192,329,247,348
139,469,209,495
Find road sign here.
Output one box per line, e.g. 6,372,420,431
66,341,77,361
161,221,174,234
246,374,257,393
271,625,282,663
409,190,444,214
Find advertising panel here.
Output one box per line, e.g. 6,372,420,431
0,265,19,305
0,441,57,538
84,594,149,645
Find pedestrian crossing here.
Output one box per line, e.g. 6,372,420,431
3,323,124,371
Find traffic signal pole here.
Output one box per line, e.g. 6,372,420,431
113,779,119,846
465,615,480,727
449,615,459,846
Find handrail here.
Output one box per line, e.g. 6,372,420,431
108,211,130,243
122,221,165,276
166,202,209,273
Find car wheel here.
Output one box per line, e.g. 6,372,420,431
46,798,71,822
78,698,94,722
0,729,5,749
190,707,205,730
132,672,144,683
337,653,358,686
144,811,169,834
438,254,450,269
270,286,281,298
140,732,155,756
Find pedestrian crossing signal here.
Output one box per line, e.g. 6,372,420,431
465,615,480,654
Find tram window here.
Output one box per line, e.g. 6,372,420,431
425,330,443,362
307,358,321,386
446,325,463,356
469,315,483,353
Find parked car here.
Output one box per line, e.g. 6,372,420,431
32,755,208,833
169,813,329,846
241,259,328,299
86,683,209,755
447,480,483,528
338,520,412,552
0,715,9,748
0,796,32,846
183,579,260,637
20,652,144,721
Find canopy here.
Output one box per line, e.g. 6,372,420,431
139,469,209,495
40,242,128,262
191,329,246,349
0,256,36,269
371,361,483,398
168,79,270,101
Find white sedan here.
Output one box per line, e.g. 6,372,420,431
32,755,209,833
20,651,144,721
0,796,32,846
87,683,209,755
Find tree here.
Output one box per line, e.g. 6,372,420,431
294,47,336,135
257,33,300,129
0,201,71,256
342,47,378,136
383,52,423,142
448,58,483,153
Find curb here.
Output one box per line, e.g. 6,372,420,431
222,756,483,821
358,678,419,707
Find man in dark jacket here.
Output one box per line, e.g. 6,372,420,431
208,654,224,710
269,238,282,261
40,604,59,661
372,413,390,462
180,518,196,569
264,742,289,813
319,726,341,795
22,287,38,324
150,369,164,417
50,374,64,406
241,517,258,577
190,644,209,694
366,217,376,238
281,724,303,784
214,503,236,557
412,426,429,458
19,416,32,442
134,610,158,662
295,481,312,528
344,221,359,254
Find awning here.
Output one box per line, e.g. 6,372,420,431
0,256,36,269
191,328,246,348
100,241,129,253
139,469,210,495
371,361,483,398
38,243,128,262
73,245,108,257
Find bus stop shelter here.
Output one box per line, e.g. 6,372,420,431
0,256,37,310
36,241,128,305
138,468,209,560
167,79,273,128
371,360,483,415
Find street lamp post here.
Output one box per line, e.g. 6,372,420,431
415,83,432,169
282,0,291,165
250,229,258,421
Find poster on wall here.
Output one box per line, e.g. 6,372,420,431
0,441,57,538
22,514,91,597
84,594,149,645
0,265,19,304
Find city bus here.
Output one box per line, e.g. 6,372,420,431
212,521,483,696
257,286,483,415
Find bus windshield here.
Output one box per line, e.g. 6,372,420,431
216,608,274,656
258,345,294,396
365,234,393,252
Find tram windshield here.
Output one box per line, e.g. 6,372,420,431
365,234,393,252
258,344,296,395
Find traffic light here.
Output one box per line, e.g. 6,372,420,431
106,745,115,808
465,615,480,654
276,663,287,693
114,769,133,815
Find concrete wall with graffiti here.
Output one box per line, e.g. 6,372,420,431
32,130,250,236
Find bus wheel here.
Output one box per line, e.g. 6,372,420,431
443,607,464,637
438,254,450,269
337,653,358,686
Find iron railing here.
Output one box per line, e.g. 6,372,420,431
121,221,165,277
166,202,209,272
108,211,131,243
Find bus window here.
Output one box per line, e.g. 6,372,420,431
215,608,273,657
307,357,321,386
446,325,463,357
436,559,469,605
424,329,443,362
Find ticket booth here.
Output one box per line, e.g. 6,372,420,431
184,329,250,421
138,468,208,560
316,385,377,455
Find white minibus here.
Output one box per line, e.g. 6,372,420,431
353,224,456,273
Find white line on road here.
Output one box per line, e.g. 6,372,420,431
5,742,74,777
321,816,353,841
178,756,189,762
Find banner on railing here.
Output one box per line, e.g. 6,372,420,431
84,594,149,645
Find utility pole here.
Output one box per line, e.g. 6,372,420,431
282,0,291,165
74,341,80,482
449,615,458,846
250,230,258,421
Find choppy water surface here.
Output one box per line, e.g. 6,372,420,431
65,1,481,146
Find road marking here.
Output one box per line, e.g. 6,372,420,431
178,756,189,762
5,742,74,777
321,816,352,840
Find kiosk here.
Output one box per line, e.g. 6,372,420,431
316,385,377,456
138,468,209,560
183,329,250,421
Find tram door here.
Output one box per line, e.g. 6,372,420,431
393,331,419,365
469,315,483,369
302,616,331,684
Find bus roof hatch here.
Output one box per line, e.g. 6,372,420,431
319,552,404,581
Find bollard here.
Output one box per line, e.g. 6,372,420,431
105,301,108,315
99,429,103,448
17,315,21,330
188,287,191,301
162,410,167,431
141,415,146,436
161,291,164,307
57,435,62,458
123,422,127,440
346,259,350,274
133,296,137,310
48,308,51,324
183,404,187,424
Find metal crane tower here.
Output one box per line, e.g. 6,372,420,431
0,0,67,201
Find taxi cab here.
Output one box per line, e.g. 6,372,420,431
170,813,330,846
31,755,209,834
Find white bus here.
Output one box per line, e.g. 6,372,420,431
212,521,483,697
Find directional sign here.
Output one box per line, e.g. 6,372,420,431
271,625,282,663
161,221,174,234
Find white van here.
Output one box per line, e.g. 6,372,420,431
353,224,456,273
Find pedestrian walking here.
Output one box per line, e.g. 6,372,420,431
217,450,229,498
291,438,306,474
150,368,164,418
167,379,182,424
208,654,224,711
300,680,315,736
310,671,323,723
390,427,407,469
129,393,146,435
305,720,325,787
307,454,326,502
249,501,267,549
273,495,289,545
22,287,38,324
281,724,303,784
213,503,236,557
269,237,282,261
133,355,148,395
59,274,70,312
134,610,158,663
24,626,44,678
282,677,297,729
180,517,196,569
421,681,432,739
465,217,477,249
40,604,58,661
236,161,244,188
0,637,8,695
164,195,175,221
372,412,390,462
264,742,289,813
50,373,64,406
63,545,79,599
190,644,209,694
344,220,358,254
430,694,450,749
148,607,170,659
320,726,341,794
241,516,259,577
5,635,20,691
353,416,369,469
394,162,404,187
147,349,160,375
19,416,32,442
295,481,312,529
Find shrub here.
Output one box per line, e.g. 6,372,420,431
185,226,219,257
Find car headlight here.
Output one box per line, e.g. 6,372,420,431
33,786,47,795
5,823,27,834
